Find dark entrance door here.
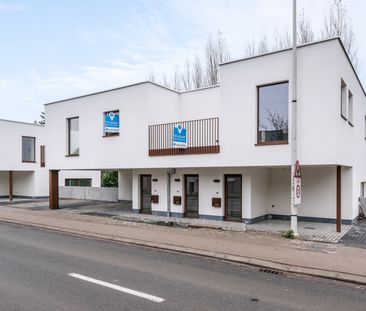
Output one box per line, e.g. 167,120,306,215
184,175,199,218
225,175,242,222
140,175,152,214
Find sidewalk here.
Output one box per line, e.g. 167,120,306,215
0,205,365,285
11,199,349,243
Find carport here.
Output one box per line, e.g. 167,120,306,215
0,171,12,201
0,170,36,201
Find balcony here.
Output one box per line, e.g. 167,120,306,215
148,117,220,156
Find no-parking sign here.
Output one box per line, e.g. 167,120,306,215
294,160,302,206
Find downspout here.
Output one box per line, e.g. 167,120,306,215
167,169,176,217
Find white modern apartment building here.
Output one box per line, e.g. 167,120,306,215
0,119,101,199
44,38,366,227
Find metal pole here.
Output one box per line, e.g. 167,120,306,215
291,0,298,235
336,166,342,233
167,171,171,217
9,170,13,201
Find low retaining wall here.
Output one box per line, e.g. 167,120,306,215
59,186,118,202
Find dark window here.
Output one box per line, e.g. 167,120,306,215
348,90,353,126
104,110,120,137
40,145,45,167
68,117,79,155
22,136,36,162
65,179,92,187
257,82,289,144
341,79,347,120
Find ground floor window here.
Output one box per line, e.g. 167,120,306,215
65,178,92,187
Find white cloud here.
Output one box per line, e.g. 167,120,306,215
0,0,365,123
0,3,25,12
0,52,189,122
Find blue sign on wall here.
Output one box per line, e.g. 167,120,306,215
105,111,120,133
173,123,187,149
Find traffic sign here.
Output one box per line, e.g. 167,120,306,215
294,160,302,177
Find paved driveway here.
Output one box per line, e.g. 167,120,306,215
340,220,366,248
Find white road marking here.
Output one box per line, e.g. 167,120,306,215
68,273,165,303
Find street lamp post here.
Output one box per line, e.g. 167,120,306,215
291,0,299,235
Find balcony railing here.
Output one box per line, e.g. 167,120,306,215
148,117,220,156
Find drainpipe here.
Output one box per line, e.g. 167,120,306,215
167,169,176,217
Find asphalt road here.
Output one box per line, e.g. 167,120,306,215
0,223,365,311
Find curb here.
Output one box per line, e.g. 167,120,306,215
78,213,246,232
1,217,366,286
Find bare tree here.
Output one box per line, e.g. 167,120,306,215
34,111,45,125
245,41,256,57
149,71,156,82
247,31,290,57
171,67,181,91
322,0,358,68
279,31,292,49
192,55,205,89
162,73,171,89
181,58,192,91
149,30,230,91
257,35,270,54
205,31,230,86
297,9,314,45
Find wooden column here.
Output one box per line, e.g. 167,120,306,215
9,171,13,201
336,166,342,233
49,170,59,210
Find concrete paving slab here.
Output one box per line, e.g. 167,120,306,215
246,219,351,243
340,220,366,248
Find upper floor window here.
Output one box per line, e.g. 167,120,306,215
348,90,354,126
67,117,79,156
40,145,45,167
257,82,289,145
340,79,354,127
104,110,120,137
341,79,347,119
22,136,36,162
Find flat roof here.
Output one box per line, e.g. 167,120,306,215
0,119,44,127
220,37,366,98
45,80,221,106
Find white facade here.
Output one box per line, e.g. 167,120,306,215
0,120,48,198
3,38,366,225
0,119,101,199
42,38,366,224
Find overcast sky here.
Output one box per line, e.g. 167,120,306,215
0,0,365,123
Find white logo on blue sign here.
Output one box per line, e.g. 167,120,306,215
105,112,120,133
173,123,187,148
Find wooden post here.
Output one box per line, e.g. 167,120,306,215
9,171,13,201
49,170,59,210
336,166,341,233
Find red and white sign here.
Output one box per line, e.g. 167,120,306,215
294,177,301,206
294,160,302,178
294,160,302,206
